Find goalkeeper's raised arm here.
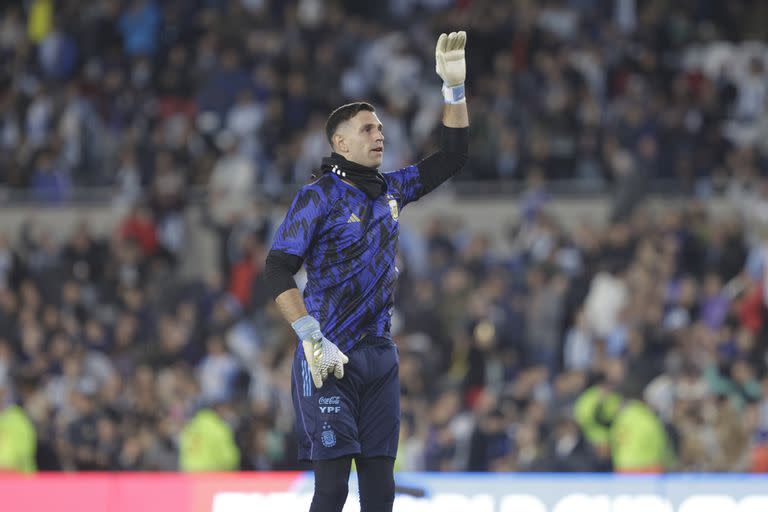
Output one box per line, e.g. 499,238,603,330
410,31,470,198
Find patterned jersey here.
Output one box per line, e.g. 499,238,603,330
271,165,423,352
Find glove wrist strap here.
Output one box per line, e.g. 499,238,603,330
291,315,321,344
442,83,466,104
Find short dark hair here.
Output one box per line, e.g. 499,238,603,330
325,102,375,147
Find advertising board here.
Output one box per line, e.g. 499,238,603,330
1,473,767,512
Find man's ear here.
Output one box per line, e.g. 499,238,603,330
332,133,347,153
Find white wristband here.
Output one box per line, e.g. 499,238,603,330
291,315,322,343
442,83,466,104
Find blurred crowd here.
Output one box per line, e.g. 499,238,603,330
2,0,768,475
393,185,768,473
1,0,768,202
2,185,768,473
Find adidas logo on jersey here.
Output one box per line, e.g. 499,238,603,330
347,213,361,223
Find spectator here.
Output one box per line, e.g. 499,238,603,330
59,384,102,471
30,151,70,203
118,203,158,259
0,382,36,472
603,394,673,474
524,267,566,370
197,335,239,403
27,0,53,44
117,0,160,57
563,309,593,372
574,377,621,463
0,232,27,290
179,403,240,472
535,416,596,472
208,133,256,227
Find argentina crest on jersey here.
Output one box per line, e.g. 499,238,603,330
386,194,399,220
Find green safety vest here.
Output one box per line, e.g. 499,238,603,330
573,386,621,446
0,405,37,473
179,409,240,471
610,400,671,471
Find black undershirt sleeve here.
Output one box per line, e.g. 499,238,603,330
416,125,469,197
264,249,304,300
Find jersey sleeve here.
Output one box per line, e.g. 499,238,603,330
270,184,330,259
383,164,424,209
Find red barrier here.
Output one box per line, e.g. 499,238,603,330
0,472,304,512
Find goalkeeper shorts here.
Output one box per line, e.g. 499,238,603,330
291,335,400,461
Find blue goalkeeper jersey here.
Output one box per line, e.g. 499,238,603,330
271,165,423,352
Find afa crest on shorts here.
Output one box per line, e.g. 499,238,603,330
386,194,399,220
321,425,337,447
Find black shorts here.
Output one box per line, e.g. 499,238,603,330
291,335,400,461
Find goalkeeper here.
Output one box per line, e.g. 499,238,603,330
264,31,470,512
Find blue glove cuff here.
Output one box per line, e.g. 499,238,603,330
442,83,466,104
291,315,321,343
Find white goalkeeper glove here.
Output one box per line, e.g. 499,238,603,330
292,315,349,389
435,30,467,104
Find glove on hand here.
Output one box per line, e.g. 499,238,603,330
435,30,467,87
292,315,349,389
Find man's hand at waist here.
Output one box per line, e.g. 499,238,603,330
292,315,349,389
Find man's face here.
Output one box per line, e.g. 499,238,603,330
334,110,385,168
